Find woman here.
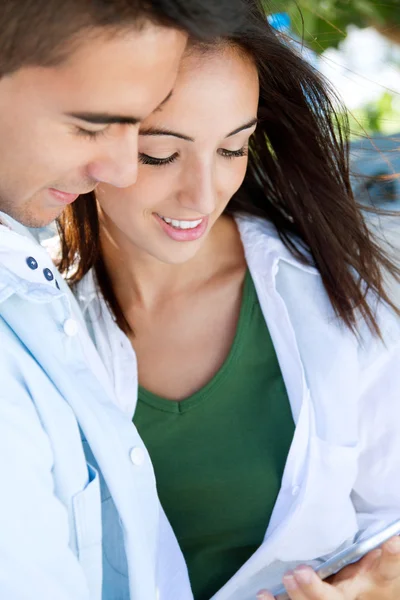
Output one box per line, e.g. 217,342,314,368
58,2,400,599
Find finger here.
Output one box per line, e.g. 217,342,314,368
286,566,342,600
256,590,275,600
330,548,382,587
357,547,383,572
372,536,400,582
281,570,311,600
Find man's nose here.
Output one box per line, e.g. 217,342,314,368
89,128,139,188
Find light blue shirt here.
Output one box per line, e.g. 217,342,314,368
0,222,192,600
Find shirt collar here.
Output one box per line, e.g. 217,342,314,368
235,214,318,275
0,218,64,303
0,211,42,241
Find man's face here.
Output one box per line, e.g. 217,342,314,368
0,25,187,227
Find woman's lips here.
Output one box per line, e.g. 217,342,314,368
154,213,209,242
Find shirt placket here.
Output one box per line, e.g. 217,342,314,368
212,252,314,599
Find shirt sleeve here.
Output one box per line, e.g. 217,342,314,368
351,316,400,537
0,357,92,600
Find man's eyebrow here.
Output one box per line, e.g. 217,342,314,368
226,118,258,138
140,118,258,142
66,112,141,126
66,91,173,127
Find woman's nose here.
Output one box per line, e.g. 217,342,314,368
180,165,216,215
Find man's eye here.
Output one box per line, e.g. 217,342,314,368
139,152,179,166
75,127,107,140
218,147,248,159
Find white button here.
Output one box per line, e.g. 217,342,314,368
63,318,78,337
130,446,145,466
292,485,300,496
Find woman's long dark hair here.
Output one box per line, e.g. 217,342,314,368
57,0,400,336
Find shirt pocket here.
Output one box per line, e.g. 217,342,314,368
72,462,103,598
285,436,360,560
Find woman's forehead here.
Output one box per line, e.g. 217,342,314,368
140,45,259,137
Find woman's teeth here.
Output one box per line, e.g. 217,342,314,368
160,215,203,230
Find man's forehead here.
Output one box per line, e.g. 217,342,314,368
0,25,182,127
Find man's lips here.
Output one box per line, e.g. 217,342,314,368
48,187,96,205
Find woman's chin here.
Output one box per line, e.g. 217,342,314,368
147,238,205,266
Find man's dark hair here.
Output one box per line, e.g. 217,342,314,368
0,0,245,75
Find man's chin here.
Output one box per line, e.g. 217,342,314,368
1,206,62,229
28,212,62,229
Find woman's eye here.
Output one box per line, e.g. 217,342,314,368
139,152,179,166
75,126,108,140
219,147,248,159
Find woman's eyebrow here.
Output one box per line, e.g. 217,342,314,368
139,127,194,142
226,118,258,138
139,117,258,142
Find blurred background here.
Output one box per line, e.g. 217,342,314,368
268,0,400,300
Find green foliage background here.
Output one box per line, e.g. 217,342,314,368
266,1,400,136
267,0,400,52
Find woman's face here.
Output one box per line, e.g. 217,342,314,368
96,45,259,265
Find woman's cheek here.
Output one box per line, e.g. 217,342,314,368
230,160,248,195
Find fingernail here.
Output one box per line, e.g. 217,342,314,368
283,572,299,591
256,591,269,600
386,536,400,554
294,565,313,585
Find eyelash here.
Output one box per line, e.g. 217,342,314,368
139,152,179,166
219,147,248,159
139,146,248,167
75,127,107,140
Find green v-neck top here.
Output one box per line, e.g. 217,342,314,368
133,270,295,599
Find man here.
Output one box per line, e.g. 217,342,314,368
0,1,244,598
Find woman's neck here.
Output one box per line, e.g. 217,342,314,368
99,214,243,315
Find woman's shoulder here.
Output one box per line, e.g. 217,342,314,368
235,213,282,249
235,213,316,273
235,214,400,360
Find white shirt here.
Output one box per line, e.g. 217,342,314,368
76,215,400,599
0,217,192,600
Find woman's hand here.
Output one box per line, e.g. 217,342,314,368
256,536,400,600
